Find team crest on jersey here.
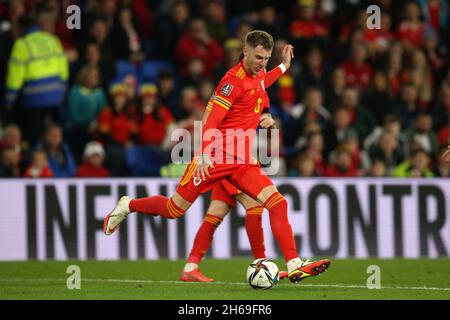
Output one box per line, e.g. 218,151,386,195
220,83,233,96
193,177,202,186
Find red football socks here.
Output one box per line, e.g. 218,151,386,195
263,192,298,262
245,206,266,259
187,214,223,264
129,196,185,219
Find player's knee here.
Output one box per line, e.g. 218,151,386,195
263,192,287,211
208,200,231,219
246,206,264,216
204,213,224,227
166,198,187,219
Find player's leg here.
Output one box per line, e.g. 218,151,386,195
103,191,193,235
104,160,207,235
181,199,231,282
235,192,288,279
234,192,265,259
230,165,330,283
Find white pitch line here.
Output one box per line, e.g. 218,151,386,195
0,278,449,292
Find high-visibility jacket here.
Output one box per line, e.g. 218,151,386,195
5,29,68,108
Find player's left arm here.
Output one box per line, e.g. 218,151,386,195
264,44,294,88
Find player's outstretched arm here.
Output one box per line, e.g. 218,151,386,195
264,44,294,88
442,146,450,162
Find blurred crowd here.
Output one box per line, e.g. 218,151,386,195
0,0,449,178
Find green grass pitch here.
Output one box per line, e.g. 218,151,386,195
0,258,449,300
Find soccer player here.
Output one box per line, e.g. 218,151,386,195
180,65,287,282
104,30,331,283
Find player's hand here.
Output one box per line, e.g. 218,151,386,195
259,114,276,129
194,154,215,181
441,146,450,163
281,44,294,70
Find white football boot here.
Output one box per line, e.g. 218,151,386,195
103,196,132,235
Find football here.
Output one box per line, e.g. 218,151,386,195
246,258,280,289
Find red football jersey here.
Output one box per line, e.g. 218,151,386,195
201,61,274,163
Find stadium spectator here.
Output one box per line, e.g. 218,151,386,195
284,87,330,147
362,71,394,125
112,5,144,62
175,18,225,77
76,141,109,177
402,49,434,106
294,46,328,100
337,87,376,141
66,65,107,162
435,87,450,146
212,38,242,83
404,112,439,156
73,41,116,91
175,86,204,130
365,114,409,168
417,0,448,35
339,41,373,92
299,131,326,176
198,79,215,105
323,68,346,111
36,123,76,178
97,83,135,176
368,158,388,177
203,0,228,43
434,146,450,177
154,0,191,59
392,82,424,129
289,0,329,53
181,58,206,88
288,153,318,177
42,0,78,63
5,10,68,146
384,47,404,97
156,69,179,119
392,148,434,177
84,17,115,67
0,123,26,156
0,146,21,177
255,5,285,40
395,1,428,50
323,107,357,157
23,149,53,178
368,131,405,174
324,145,358,177
133,84,175,147
422,27,447,76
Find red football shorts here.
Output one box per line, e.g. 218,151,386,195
211,180,241,208
175,160,273,205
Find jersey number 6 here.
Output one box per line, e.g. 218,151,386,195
254,98,262,113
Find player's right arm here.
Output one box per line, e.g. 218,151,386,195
194,77,242,180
